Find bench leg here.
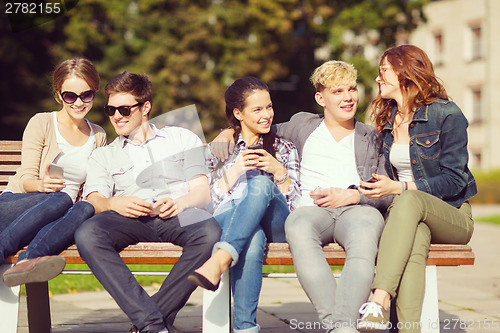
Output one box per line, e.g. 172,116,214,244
25,282,51,333
420,265,439,333
202,271,230,333
0,264,20,333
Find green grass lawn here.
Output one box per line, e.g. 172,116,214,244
28,263,341,296
476,215,500,226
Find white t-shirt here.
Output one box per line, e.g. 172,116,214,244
389,143,414,182
298,121,360,207
52,113,96,202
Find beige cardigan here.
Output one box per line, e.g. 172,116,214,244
6,112,107,193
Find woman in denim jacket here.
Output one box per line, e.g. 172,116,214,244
356,45,476,332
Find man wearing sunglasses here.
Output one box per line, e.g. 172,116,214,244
74,71,221,333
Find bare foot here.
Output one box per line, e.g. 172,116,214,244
194,249,232,286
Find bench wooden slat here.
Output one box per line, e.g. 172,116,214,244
0,155,22,163
0,165,20,172
4,243,475,267
0,140,23,150
0,174,14,182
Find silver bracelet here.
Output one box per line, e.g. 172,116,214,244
274,171,289,185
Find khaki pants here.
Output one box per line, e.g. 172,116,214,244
373,190,474,333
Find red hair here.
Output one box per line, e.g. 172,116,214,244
370,45,449,133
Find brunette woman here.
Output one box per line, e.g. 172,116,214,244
188,77,300,333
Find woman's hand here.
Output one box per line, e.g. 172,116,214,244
218,150,259,193
39,166,65,192
231,149,260,176
359,174,402,199
251,148,286,178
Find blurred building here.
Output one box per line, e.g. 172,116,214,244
407,0,500,170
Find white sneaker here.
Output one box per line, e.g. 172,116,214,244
358,302,389,331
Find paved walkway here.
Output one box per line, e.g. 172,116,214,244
15,205,500,332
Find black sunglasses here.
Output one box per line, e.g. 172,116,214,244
61,90,96,104
103,102,144,117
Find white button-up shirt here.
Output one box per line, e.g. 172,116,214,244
83,124,207,203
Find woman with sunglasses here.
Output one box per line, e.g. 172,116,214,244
0,58,107,287
356,45,475,332
188,77,300,333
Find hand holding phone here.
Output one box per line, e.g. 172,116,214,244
360,177,377,190
247,144,263,156
310,186,325,200
48,163,64,179
151,200,162,215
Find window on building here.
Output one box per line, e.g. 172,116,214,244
471,87,483,123
470,26,482,60
472,151,482,168
433,32,443,66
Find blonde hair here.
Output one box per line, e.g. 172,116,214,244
310,60,357,92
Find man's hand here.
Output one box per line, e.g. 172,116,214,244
108,196,153,218
311,187,360,209
210,128,235,161
153,197,185,219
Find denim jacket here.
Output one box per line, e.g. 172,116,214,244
382,99,477,207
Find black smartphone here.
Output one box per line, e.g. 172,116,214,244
360,177,377,189
247,144,263,156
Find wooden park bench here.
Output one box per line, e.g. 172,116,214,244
0,140,475,333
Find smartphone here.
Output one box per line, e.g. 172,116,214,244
360,177,377,189
247,144,263,156
151,206,161,215
48,163,64,179
310,186,325,200
151,200,161,215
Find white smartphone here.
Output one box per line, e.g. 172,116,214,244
310,186,325,200
151,200,162,215
48,163,64,179
151,205,161,215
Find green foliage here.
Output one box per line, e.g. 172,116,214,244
1,0,428,140
470,169,500,204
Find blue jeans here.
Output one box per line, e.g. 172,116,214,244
214,176,289,332
0,191,69,232
75,208,221,331
0,191,75,265
285,205,385,332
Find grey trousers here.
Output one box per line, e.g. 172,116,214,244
285,205,385,332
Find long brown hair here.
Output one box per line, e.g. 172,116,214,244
224,77,277,158
370,45,449,133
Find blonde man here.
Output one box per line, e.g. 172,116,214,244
282,60,392,333
213,60,392,332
